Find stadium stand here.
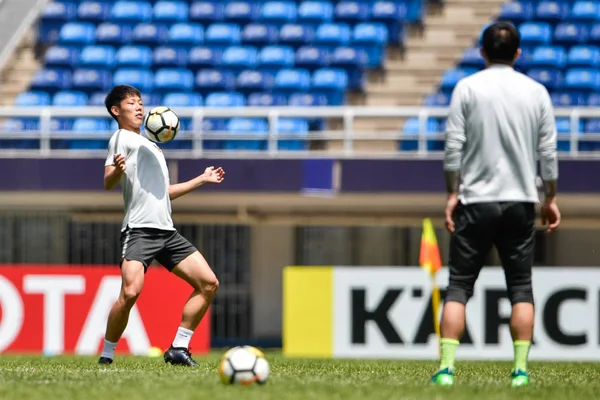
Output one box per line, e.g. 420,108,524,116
1,0,509,152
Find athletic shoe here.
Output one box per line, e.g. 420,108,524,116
511,369,529,387
98,357,113,365
431,367,455,386
164,346,199,367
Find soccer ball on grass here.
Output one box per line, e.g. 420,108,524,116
218,345,270,385
144,106,180,143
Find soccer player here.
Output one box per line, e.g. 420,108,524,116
430,22,561,387
98,85,225,367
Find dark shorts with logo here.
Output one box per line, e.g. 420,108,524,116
446,201,536,305
120,227,197,272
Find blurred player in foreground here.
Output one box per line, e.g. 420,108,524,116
431,22,561,387
99,85,225,366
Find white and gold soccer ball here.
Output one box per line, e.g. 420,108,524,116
144,106,180,143
218,345,270,385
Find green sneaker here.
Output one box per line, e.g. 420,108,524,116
511,369,529,387
431,367,454,386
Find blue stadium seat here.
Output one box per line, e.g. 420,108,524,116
587,93,600,105
335,1,371,25
190,1,224,24
15,91,52,106
535,1,569,23
153,46,188,68
554,22,589,46
247,92,287,106
259,45,295,73
570,1,599,23
154,68,194,92
96,22,133,46
39,2,78,45
221,46,259,71
531,46,567,68
422,92,450,107
400,117,442,152
44,46,80,68
279,23,315,48
312,68,348,105
550,92,587,106
113,68,154,91
78,45,116,68
224,117,268,151
69,118,111,150
88,92,106,106
30,69,73,93
314,23,351,48
277,118,309,150
584,118,600,133
163,92,203,107
295,46,330,71
116,45,153,68
439,68,478,93
527,68,563,90
52,90,88,106
351,23,388,68
498,2,534,25
242,24,279,46
588,24,600,45
72,68,112,93
459,47,485,69
288,92,328,106
195,69,236,94
188,46,223,70
564,68,600,91
515,47,535,71
154,1,189,23
273,68,311,94
205,23,242,46
330,46,368,74
567,45,600,68
297,1,333,26
205,92,246,107
167,23,204,46
260,1,298,25
77,1,112,23
110,1,153,25
58,22,96,47
519,22,552,45
237,70,275,93
132,23,169,46
224,1,261,24
72,118,110,133
372,0,407,28
143,93,163,107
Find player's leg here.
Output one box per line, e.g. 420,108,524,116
495,202,536,387
99,229,159,365
156,232,219,366
432,202,498,385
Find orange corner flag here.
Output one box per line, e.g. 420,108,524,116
419,218,442,276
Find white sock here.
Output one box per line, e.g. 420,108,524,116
172,327,194,349
101,339,117,360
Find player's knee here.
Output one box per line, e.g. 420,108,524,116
507,274,534,305
445,278,475,305
121,284,142,308
203,275,219,296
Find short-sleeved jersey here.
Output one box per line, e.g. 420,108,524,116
105,129,175,232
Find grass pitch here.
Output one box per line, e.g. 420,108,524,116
1,351,599,400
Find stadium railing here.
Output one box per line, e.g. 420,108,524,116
1,106,599,158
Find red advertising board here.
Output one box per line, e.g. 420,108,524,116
0,265,210,355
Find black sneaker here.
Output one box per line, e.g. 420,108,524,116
98,357,113,365
164,346,199,367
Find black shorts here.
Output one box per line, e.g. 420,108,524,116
447,201,536,305
120,227,197,272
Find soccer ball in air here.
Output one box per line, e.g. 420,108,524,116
144,106,180,143
218,346,270,385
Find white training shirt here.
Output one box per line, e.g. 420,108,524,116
105,129,175,232
444,64,559,204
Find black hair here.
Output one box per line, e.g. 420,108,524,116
104,85,142,121
482,21,520,65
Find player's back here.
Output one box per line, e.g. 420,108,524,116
451,65,553,204
106,129,174,232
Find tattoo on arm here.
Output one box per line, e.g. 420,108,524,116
445,170,460,194
544,180,557,199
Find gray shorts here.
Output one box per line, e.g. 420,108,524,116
120,227,197,272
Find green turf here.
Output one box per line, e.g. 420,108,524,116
0,352,599,400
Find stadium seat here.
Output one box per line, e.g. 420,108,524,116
154,68,194,92
72,68,113,93
77,1,112,23
58,22,96,47
535,1,569,24
277,117,309,150
288,92,328,106
564,68,600,91
69,118,111,150
570,1,599,23
88,92,107,106
132,23,169,46
163,92,203,107
30,69,73,93
205,92,246,107
295,46,330,71
167,23,204,47
273,68,311,94
153,46,188,68
329,47,368,76
422,92,450,107
519,22,552,45
195,69,236,94
498,2,534,25
224,1,261,24
260,1,298,25
554,23,589,46
567,45,600,68
39,2,78,45
188,46,223,70
205,23,242,46
335,1,371,25
527,68,563,90
351,23,388,68
237,70,275,94
531,46,567,69
314,23,351,48
15,91,52,107
44,46,81,68
242,24,279,46
297,1,334,26
439,68,478,93
312,68,348,105
52,90,88,106
221,46,259,71
153,1,189,24
190,2,225,25
279,23,315,48
259,45,295,73
247,92,287,106
400,117,443,152
459,47,485,69
116,45,153,68
224,117,268,151
110,1,153,25
551,92,587,106
96,22,133,46
113,68,154,91
78,45,116,69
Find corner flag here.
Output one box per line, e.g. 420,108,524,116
419,218,443,339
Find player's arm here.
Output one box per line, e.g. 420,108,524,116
169,166,225,201
104,154,126,190
444,81,468,195
537,87,559,201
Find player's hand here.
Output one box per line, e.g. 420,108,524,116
445,193,459,233
202,166,225,184
114,154,126,173
541,198,561,233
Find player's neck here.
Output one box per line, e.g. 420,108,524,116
119,124,141,134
